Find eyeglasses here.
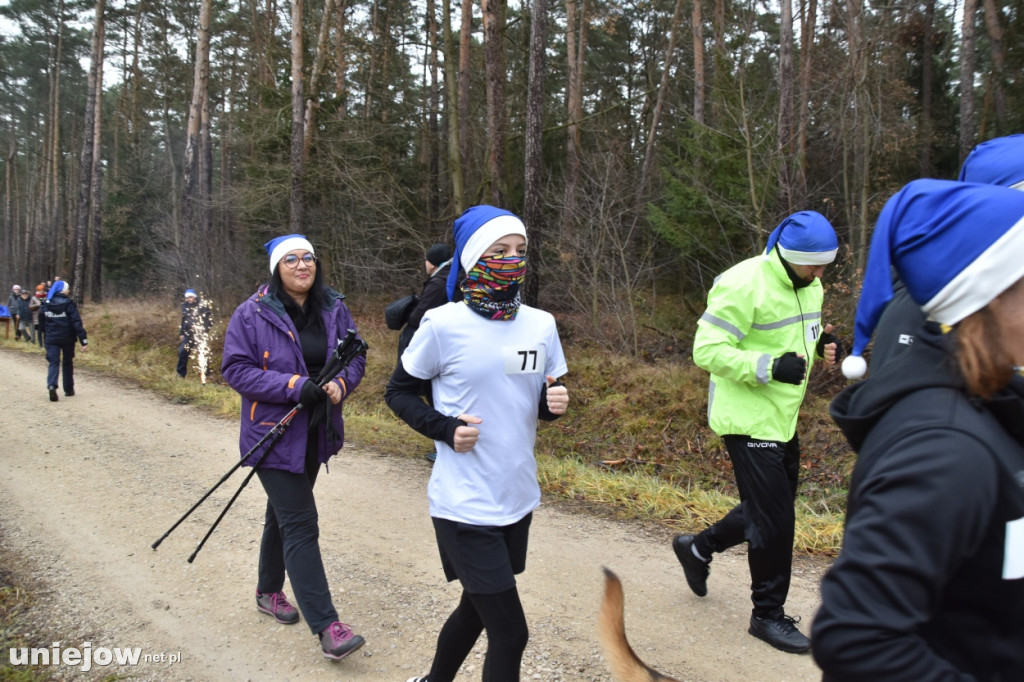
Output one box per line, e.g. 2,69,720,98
281,253,317,268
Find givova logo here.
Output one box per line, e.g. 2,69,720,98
8,641,158,673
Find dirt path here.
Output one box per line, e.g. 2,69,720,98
0,346,826,681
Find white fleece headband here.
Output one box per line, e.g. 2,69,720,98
267,236,315,273
459,215,528,274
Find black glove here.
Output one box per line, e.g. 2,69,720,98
772,352,807,385
300,379,328,407
816,331,843,360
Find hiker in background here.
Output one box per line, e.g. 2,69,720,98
32,284,46,346
15,289,33,342
40,281,88,402
672,211,840,654
398,242,454,463
386,205,569,682
7,284,22,330
815,179,1024,680
221,234,367,663
177,289,212,378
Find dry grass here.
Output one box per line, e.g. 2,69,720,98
1,294,852,554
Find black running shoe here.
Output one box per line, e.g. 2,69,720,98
748,613,811,654
672,534,710,597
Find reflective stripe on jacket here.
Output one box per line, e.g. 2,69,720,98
693,252,823,442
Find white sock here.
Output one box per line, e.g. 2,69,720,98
691,543,709,563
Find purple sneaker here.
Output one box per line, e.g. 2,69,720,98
319,621,365,660
256,591,300,625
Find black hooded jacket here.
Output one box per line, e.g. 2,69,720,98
813,323,1024,681
40,293,88,347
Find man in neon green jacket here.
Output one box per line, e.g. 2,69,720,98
673,211,839,654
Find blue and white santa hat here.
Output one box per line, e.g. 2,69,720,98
47,280,68,300
264,234,315,274
184,289,197,299
842,178,1024,379
958,134,1024,190
764,211,838,265
446,205,528,300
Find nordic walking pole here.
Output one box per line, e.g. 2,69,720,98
151,402,302,550
179,330,367,561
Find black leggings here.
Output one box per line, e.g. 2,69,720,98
427,588,528,682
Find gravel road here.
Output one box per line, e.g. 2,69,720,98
0,346,826,681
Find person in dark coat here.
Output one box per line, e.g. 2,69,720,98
177,289,212,378
221,234,367,663
816,179,1024,680
397,242,454,360
40,280,88,401
15,289,34,341
396,243,454,463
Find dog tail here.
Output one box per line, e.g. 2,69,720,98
598,567,679,682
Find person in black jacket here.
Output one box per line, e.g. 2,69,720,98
815,179,1024,681
177,289,212,378
40,280,88,401
396,243,454,463
397,243,454,360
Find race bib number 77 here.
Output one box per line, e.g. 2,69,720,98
502,346,546,375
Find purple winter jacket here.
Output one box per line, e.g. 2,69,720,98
221,285,366,473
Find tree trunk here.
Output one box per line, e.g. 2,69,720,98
639,0,685,198
73,0,106,300
183,0,212,274
425,0,441,222
777,0,795,212
304,0,337,159
334,0,348,119
980,0,1007,134
458,0,472,166
290,0,306,233
523,0,548,306
691,0,705,127
89,14,105,303
443,0,466,213
794,0,816,205
563,0,587,232
959,0,977,163
481,0,507,205
919,0,934,177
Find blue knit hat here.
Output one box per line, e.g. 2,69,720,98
958,134,1024,189
446,205,527,301
264,234,315,273
842,178,1024,379
184,289,197,299
764,211,838,265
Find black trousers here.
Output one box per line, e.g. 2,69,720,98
695,434,801,618
255,434,338,634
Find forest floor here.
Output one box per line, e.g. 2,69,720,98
0,347,826,681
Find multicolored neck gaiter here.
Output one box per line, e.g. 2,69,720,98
462,256,527,321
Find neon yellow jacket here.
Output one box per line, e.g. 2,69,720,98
693,251,824,442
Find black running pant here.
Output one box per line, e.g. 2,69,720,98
427,587,528,682
695,434,801,618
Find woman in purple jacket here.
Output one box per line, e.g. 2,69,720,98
221,234,367,662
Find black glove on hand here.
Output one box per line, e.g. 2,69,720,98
300,379,328,407
772,352,807,385
816,331,843,360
